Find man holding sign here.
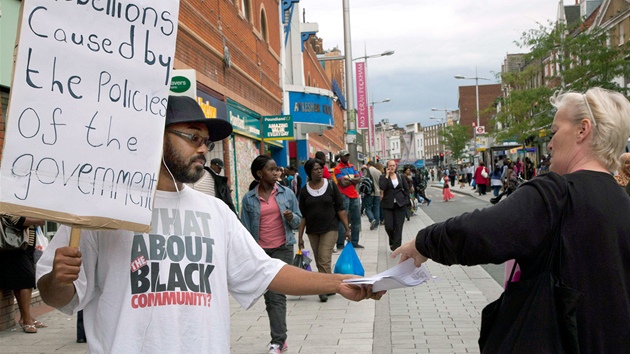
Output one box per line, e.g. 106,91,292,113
36,96,384,353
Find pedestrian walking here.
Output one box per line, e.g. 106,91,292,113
297,158,351,302
0,215,47,334
334,150,364,249
403,166,416,220
189,158,237,214
241,155,302,353
393,87,630,353
412,171,432,206
474,162,490,195
466,163,474,186
363,161,382,230
379,160,411,251
442,176,455,202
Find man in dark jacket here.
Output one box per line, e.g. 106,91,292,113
189,158,236,213
204,158,236,213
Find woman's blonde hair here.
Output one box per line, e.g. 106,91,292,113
550,87,630,172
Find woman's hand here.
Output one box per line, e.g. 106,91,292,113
298,238,304,250
390,239,428,267
283,209,293,222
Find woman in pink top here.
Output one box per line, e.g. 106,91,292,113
240,155,302,354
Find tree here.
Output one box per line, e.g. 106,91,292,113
440,124,469,161
491,21,630,144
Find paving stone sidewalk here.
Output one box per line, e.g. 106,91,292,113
0,191,502,354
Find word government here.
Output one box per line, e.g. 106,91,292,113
11,153,156,209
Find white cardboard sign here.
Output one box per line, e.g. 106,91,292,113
0,0,180,232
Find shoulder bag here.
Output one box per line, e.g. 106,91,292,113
0,216,29,251
478,183,582,353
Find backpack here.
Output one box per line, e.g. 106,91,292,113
359,176,374,196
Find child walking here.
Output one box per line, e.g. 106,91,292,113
443,176,455,202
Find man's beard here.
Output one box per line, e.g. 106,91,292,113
163,141,206,184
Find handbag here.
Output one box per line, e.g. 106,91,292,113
481,168,489,179
292,249,312,271
0,215,29,251
478,189,582,353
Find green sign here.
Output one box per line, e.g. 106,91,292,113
170,76,191,93
263,115,294,140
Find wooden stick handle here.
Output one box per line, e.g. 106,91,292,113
69,226,81,248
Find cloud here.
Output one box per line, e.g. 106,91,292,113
300,0,562,127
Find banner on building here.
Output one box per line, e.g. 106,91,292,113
355,62,368,129
0,0,180,232
263,115,294,140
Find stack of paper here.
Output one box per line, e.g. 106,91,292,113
343,258,432,292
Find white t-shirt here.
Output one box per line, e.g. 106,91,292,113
37,187,284,354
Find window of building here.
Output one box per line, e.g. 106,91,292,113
241,0,251,22
260,8,268,42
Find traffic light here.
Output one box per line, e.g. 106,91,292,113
439,153,444,161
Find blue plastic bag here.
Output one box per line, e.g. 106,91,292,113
333,243,365,276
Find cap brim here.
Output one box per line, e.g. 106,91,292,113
204,119,233,141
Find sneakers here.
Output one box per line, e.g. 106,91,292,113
353,244,365,249
370,220,377,230
427,200,431,206
268,342,288,354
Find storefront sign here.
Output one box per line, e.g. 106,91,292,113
227,99,261,139
263,115,294,140
288,91,333,126
0,0,180,232
170,69,196,97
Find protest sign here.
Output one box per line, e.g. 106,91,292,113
0,0,180,232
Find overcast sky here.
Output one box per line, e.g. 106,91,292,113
300,0,568,128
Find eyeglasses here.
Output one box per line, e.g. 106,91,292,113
167,129,215,151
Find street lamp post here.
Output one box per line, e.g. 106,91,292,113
369,98,390,161
430,116,446,167
354,49,394,163
454,68,490,159
316,46,393,165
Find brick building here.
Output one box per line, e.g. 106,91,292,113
457,84,502,138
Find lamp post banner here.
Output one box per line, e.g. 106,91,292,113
355,62,368,129
369,104,375,159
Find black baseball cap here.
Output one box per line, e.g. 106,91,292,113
165,95,233,141
210,158,224,168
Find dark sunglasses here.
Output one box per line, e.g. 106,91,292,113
167,129,215,151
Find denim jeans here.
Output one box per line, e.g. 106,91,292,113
337,195,361,247
363,195,380,224
263,244,294,346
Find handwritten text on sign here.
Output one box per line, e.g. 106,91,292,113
0,0,180,231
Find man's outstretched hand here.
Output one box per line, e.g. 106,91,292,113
338,282,386,302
